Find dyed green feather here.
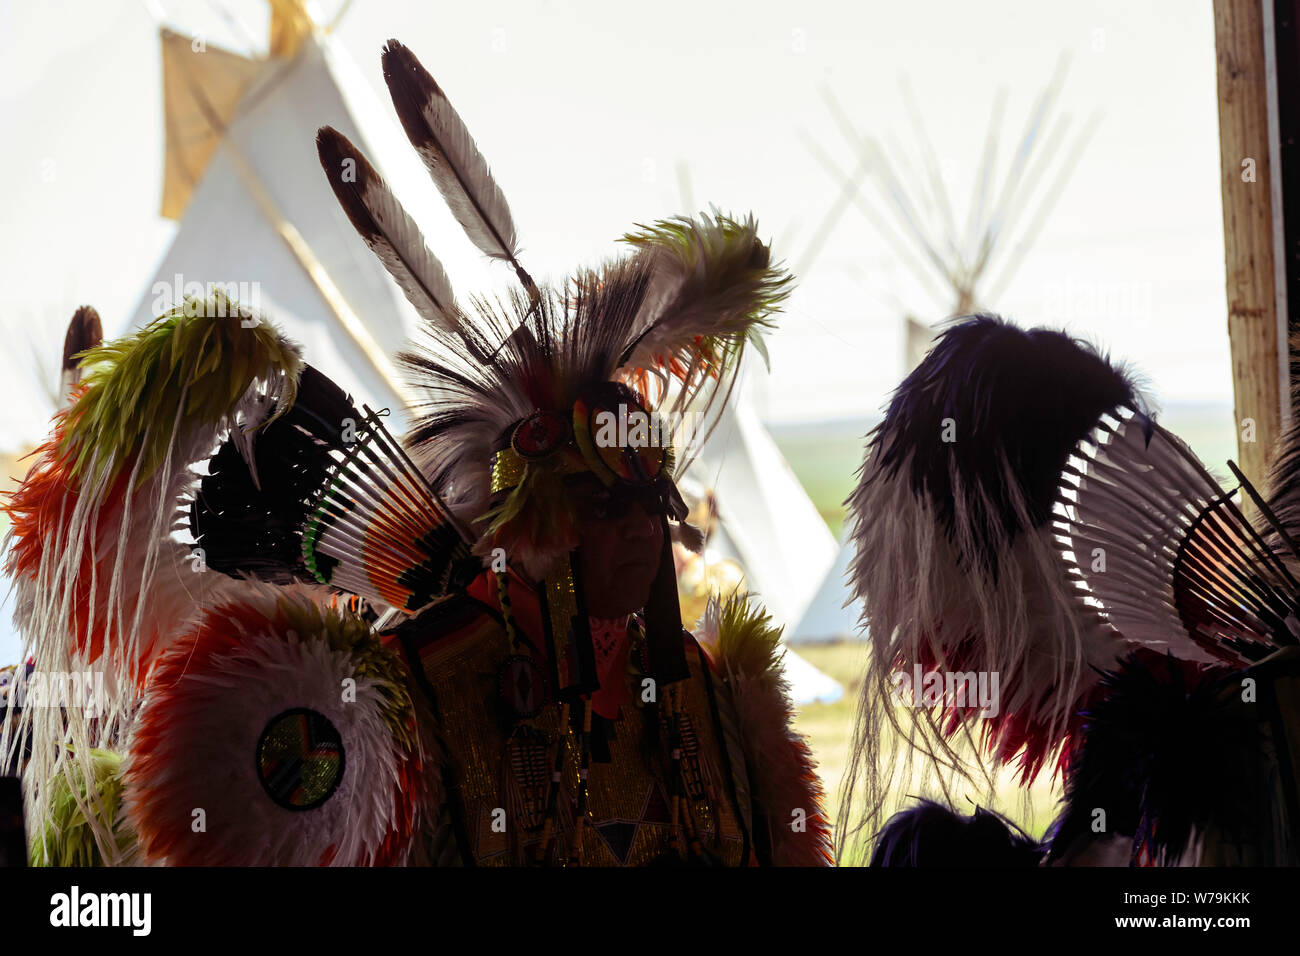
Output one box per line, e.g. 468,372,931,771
60,294,303,487
708,592,786,687
31,748,137,867
619,212,793,374
701,592,834,866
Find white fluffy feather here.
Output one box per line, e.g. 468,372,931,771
122,595,414,866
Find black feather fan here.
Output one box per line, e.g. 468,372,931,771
188,364,354,584
1045,652,1258,865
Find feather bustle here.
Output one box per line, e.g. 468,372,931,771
3,300,302,864
696,595,834,866
837,315,1147,856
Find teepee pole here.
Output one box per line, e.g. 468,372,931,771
173,38,415,411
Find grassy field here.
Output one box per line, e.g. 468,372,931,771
790,641,1063,864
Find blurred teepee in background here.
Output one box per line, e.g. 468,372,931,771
139,0,425,423
787,58,1097,645
806,57,1098,374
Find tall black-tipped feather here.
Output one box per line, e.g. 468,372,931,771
63,306,102,375
59,305,103,400
381,39,531,289
316,125,460,332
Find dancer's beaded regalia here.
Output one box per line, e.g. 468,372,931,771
2,40,831,867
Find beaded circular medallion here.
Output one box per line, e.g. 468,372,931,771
255,708,345,811
511,410,571,460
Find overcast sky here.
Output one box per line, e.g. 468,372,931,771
0,0,1229,432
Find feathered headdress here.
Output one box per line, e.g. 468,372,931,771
842,315,1148,829
309,40,790,585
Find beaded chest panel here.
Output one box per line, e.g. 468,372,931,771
398,602,749,866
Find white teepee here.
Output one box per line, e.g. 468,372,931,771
127,14,453,425
678,380,843,705
685,399,838,632
789,525,865,644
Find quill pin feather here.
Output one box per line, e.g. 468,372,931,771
316,125,461,334
381,39,537,296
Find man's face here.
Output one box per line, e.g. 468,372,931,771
566,474,664,619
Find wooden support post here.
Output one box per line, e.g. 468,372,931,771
1215,0,1285,489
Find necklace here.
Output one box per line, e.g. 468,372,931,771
497,571,711,865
